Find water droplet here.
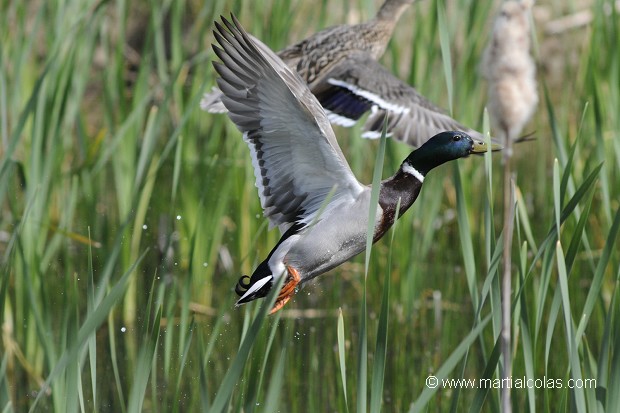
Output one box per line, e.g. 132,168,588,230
142,224,147,230
121,327,126,333
176,215,181,220
203,262,209,267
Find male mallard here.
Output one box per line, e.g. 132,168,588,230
203,0,493,148
212,16,500,313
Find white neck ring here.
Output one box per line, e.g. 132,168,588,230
402,163,425,183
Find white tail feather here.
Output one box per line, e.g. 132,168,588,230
235,275,273,305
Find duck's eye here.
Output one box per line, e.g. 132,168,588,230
453,134,461,141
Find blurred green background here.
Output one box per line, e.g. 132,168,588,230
1,0,619,411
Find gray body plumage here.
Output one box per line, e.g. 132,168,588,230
271,190,382,282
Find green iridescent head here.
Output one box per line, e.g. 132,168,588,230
405,131,502,175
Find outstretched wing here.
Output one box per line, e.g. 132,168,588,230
212,16,365,233
312,53,493,147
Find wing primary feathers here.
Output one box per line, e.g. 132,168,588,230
211,14,364,232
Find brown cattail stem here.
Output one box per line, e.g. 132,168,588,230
501,138,515,413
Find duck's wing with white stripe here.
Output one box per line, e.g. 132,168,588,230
312,53,493,148
212,15,365,233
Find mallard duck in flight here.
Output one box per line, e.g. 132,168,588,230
211,15,501,313
204,0,494,148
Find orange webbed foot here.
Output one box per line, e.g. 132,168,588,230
269,266,301,314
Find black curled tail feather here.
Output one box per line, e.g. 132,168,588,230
235,275,252,297
234,223,303,301
234,259,274,304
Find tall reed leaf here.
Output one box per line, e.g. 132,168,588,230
555,242,587,412
468,339,501,413
370,198,399,413
263,349,287,413
605,267,620,411
338,309,349,413
358,117,387,413
575,206,620,341
553,159,561,238
208,275,284,413
127,306,162,413
454,164,479,311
